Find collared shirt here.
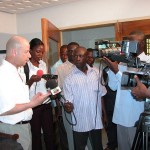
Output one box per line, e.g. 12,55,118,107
51,59,63,74
63,65,107,132
28,60,50,104
108,52,150,127
0,60,33,125
55,60,74,89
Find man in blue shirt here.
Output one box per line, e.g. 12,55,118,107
103,30,150,150
51,45,68,74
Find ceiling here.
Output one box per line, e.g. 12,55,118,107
0,0,79,14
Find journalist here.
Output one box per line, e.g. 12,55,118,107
103,30,150,150
0,36,50,150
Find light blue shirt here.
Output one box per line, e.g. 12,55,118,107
108,52,150,127
108,63,144,127
63,65,107,132
51,59,63,74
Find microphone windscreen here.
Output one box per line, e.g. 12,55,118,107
46,79,57,89
37,70,43,78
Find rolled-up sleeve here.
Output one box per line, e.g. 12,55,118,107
108,70,122,91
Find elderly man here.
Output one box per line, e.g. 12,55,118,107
0,36,50,150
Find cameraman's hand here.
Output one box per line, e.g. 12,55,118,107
64,102,74,113
102,57,119,74
131,75,149,100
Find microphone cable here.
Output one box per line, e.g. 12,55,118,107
34,82,37,95
59,95,77,126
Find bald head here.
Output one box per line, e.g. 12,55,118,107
6,36,29,56
5,36,30,68
73,46,87,55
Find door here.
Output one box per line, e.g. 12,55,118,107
115,19,150,41
41,18,61,73
115,19,150,54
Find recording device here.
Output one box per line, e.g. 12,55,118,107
46,79,77,125
93,40,142,68
121,63,150,89
121,71,150,89
36,70,58,80
96,40,150,89
46,79,61,96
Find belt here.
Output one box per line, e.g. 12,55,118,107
0,121,30,124
16,121,30,124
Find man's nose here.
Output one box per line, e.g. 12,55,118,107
76,56,81,61
28,52,31,58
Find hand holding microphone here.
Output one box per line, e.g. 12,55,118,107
30,75,41,82
37,69,58,80
26,70,43,87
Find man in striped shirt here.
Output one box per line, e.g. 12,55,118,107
63,46,107,150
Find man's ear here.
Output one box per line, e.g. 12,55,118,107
12,48,17,57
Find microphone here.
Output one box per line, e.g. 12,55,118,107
37,70,58,80
46,79,61,96
37,70,43,78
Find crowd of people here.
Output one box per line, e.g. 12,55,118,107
0,30,150,150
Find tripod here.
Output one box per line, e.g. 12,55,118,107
131,111,150,150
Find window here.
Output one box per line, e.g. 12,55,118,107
145,35,150,55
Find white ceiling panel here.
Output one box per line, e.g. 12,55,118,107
0,0,79,14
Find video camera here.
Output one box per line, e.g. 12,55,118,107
121,64,150,89
94,40,150,89
93,40,143,68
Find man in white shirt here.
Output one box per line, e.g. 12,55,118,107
103,30,150,150
0,36,50,150
51,45,68,74
55,42,79,150
63,46,107,150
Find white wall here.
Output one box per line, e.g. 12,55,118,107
1,0,150,50
0,33,15,50
0,12,17,34
17,0,150,34
0,12,16,50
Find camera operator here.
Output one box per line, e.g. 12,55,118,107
103,30,150,150
131,75,150,100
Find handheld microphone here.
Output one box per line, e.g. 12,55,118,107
37,70,43,78
46,79,61,96
37,70,58,80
